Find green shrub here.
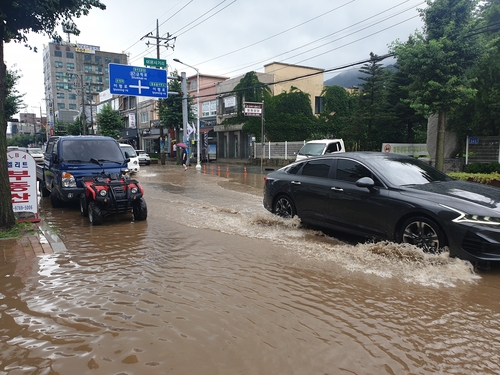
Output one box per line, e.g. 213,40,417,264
448,171,500,184
465,162,500,174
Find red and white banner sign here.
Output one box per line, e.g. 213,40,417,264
7,150,40,222
244,103,263,117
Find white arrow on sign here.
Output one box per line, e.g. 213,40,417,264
129,80,150,95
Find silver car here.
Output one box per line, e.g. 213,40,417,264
27,148,45,164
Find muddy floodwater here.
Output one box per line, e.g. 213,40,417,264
1,164,500,374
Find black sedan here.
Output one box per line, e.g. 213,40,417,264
263,152,500,263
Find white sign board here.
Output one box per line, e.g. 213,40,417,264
7,150,39,222
382,143,429,157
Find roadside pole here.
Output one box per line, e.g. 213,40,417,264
180,71,189,166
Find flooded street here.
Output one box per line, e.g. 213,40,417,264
2,164,500,374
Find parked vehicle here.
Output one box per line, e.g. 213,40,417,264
80,159,147,225
119,144,140,173
26,148,44,164
136,150,151,165
295,139,345,161
37,136,129,208
263,152,500,263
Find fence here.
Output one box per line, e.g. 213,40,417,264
466,136,500,164
253,141,306,160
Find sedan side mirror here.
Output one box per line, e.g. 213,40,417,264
356,177,375,190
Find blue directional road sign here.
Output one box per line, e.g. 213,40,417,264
109,63,168,98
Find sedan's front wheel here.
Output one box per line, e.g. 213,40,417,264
273,195,296,218
399,216,445,253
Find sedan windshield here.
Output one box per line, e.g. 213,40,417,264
370,156,452,186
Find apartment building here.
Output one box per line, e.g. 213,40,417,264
43,41,128,133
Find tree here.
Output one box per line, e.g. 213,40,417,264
157,70,184,142
390,0,480,170
68,117,84,135
356,53,395,150
96,104,122,139
5,68,23,119
222,71,272,142
319,85,362,150
385,66,428,144
0,0,106,228
265,87,318,142
449,0,500,140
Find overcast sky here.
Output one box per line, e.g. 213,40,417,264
5,0,426,118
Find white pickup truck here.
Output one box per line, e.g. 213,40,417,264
295,139,345,161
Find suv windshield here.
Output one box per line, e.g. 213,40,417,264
61,139,124,163
121,145,137,157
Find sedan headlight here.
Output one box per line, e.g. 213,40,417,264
441,204,500,226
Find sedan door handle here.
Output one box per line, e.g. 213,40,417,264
331,187,344,192
291,181,301,185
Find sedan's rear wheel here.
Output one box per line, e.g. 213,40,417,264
399,217,445,253
273,195,296,218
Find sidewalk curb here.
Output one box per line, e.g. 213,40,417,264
37,218,67,253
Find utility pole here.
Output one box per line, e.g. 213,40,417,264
141,20,176,165
81,75,86,135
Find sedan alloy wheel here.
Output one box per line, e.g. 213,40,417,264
273,195,296,218
400,217,445,253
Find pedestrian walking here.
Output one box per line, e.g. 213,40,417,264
182,147,188,171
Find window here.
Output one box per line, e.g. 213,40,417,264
84,54,91,62
95,55,102,64
140,112,148,123
301,159,332,178
86,75,93,82
105,58,111,64
67,62,75,70
54,61,63,68
56,93,65,99
55,72,64,80
336,159,381,185
57,103,65,109
56,82,65,89
69,93,77,100
96,65,103,73
69,104,77,110
66,52,74,59
54,50,62,57
84,65,92,72
95,76,103,83
202,100,217,117
113,58,120,63
315,97,324,114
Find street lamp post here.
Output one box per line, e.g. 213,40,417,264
173,58,201,170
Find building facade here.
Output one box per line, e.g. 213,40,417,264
43,41,128,135
214,63,325,160
185,74,229,161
